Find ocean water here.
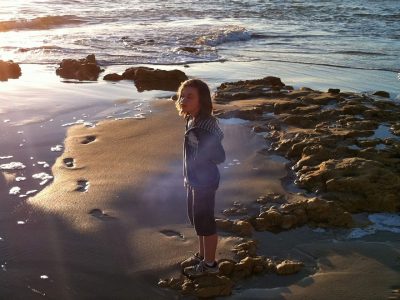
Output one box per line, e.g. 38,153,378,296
0,0,399,74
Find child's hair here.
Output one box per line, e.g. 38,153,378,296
175,78,214,120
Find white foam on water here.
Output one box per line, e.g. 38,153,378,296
61,119,96,127
0,162,26,170
50,145,63,152
0,155,13,159
3,119,10,123
196,26,251,46
218,118,250,125
32,172,53,185
16,176,26,181
347,213,400,239
9,186,21,195
17,131,23,134
26,190,38,195
37,161,50,168
17,220,25,225
40,275,48,279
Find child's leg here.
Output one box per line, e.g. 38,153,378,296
203,233,218,264
198,235,204,258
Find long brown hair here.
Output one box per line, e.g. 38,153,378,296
175,78,215,122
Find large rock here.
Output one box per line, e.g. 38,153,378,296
0,60,21,81
122,67,187,91
56,54,104,81
213,76,285,102
297,158,400,212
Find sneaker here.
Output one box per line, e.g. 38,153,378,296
183,260,219,278
180,251,204,269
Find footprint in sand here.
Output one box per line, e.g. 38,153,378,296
159,229,185,240
89,208,116,220
76,179,89,192
63,157,75,168
81,135,96,144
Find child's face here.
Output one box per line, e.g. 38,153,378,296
180,86,200,117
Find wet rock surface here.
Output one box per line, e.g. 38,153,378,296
214,76,400,214
0,60,21,81
103,66,188,91
56,54,104,81
158,237,304,298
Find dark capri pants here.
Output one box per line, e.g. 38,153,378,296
186,184,217,236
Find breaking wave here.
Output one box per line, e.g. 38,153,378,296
0,15,84,32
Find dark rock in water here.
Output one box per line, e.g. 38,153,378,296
56,54,104,81
373,90,390,98
328,88,340,94
122,66,188,92
103,73,124,81
178,47,198,53
0,60,22,81
213,76,285,103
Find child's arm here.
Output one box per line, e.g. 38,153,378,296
195,129,226,164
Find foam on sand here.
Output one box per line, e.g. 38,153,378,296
347,213,400,239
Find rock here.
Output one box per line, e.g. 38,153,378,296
373,91,390,98
0,60,22,81
122,66,188,91
56,54,104,81
218,260,235,276
256,193,286,205
231,240,258,257
184,275,234,298
298,158,400,212
103,73,123,81
258,209,283,230
216,218,234,231
178,46,198,53
280,214,298,229
213,76,285,102
276,260,304,275
328,88,340,94
232,220,253,237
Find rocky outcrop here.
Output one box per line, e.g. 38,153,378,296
0,60,21,81
213,76,286,103
56,54,104,81
159,241,304,298
297,158,400,212
103,66,188,91
213,77,400,214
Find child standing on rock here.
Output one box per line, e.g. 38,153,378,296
175,78,226,277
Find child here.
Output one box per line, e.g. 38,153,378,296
175,78,226,277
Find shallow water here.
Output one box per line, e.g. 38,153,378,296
0,0,399,73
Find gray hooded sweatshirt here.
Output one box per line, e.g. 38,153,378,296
183,115,226,189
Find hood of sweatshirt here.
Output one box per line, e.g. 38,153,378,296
186,115,224,140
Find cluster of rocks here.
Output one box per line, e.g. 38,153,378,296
217,196,353,236
103,66,188,91
0,60,21,81
214,77,400,214
55,54,104,81
158,238,304,298
213,76,288,103
221,201,248,216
